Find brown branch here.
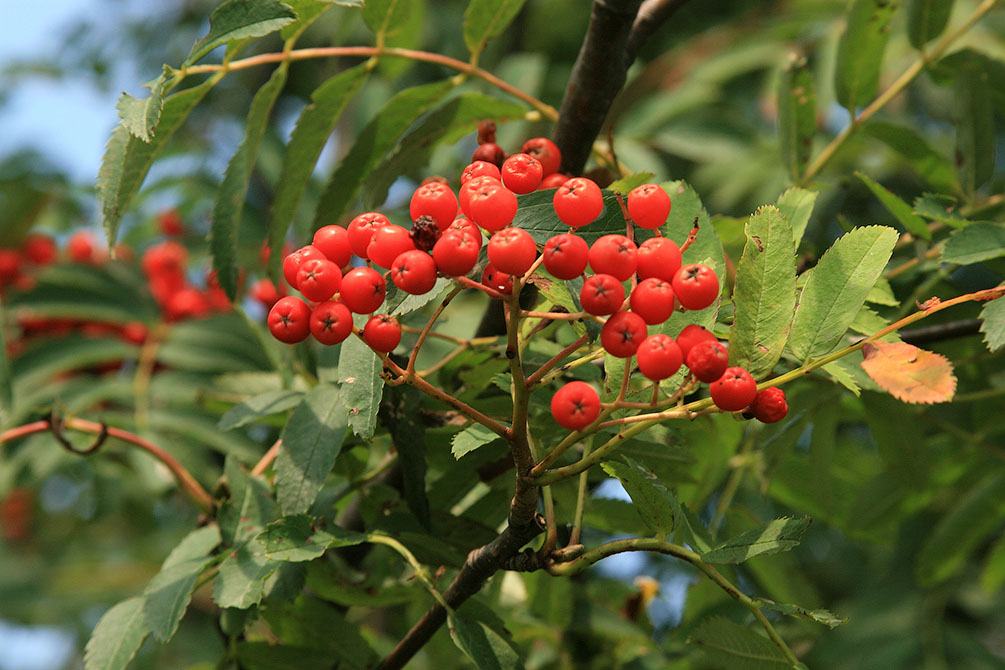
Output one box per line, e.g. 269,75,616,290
625,0,692,61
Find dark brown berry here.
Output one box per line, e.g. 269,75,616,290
410,215,442,252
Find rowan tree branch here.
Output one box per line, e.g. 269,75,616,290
625,0,691,61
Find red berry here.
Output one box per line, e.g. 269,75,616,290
447,217,482,244
637,237,682,282
142,240,187,278
367,224,416,269
467,181,519,232
748,387,788,423
539,172,570,190
580,274,625,316
543,233,589,280
676,324,717,359
459,176,499,218
521,137,562,176
672,263,719,311
627,184,671,229
121,321,149,345
363,314,402,353
636,334,683,380
158,209,185,236
339,267,386,314
297,258,342,302
481,263,513,295
282,245,327,290
0,250,21,284
550,381,600,431
391,249,438,295
501,153,543,194
250,278,286,309
313,225,352,268
488,227,537,277
164,287,212,322
709,367,757,411
686,340,729,383
553,177,604,228
461,160,501,184
409,182,458,231
588,234,638,281
472,142,505,167
67,230,98,264
601,311,647,358
629,278,675,325
433,230,480,277
310,301,353,345
21,234,57,266
347,212,390,260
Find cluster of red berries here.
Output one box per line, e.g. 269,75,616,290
265,130,788,431
141,240,231,322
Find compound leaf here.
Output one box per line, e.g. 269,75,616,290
276,383,347,514
143,525,221,642
185,0,296,66
84,597,150,670
702,516,811,564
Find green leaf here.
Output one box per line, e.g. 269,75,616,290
260,595,379,668
448,610,525,670
268,64,368,279
235,642,336,670
115,72,167,142
184,0,297,66
6,264,158,325
313,80,453,227
756,598,847,629
855,172,931,240
774,187,817,251
512,189,659,246
99,78,217,248
907,0,954,48
143,525,221,642
362,0,412,44
382,384,431,527
385,277,451,316
834,0,897,110
777,52,815,181
0,300,14,421
981,533,1005,593
688,616,793,670
600,458,676,539
361,93,526,208
916,471,1005,586
218,389,304,430
702,516,811,564
259,514,367,561
867,276,898,306
979,295,1005,352
280,0,346,41
452,422,502,459
954,68,995,196
84,597,151,670
931,49,1005,116
219,475,275,546
213,542,280,609
463,0,528,56
211,63,288,299
728,205,797,379
276,383,347,514
788,226,898,361
860,121,960,195
942,223,1005,265
337,316,384,439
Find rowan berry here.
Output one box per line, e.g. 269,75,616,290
313,225,352,268
461,160,501,184
21,234,57,266
672,263,719,311
433,230,481,277
339,267,386,314
282,245,326,289
601,311,648,358
367,224,416,269
627,184,671,229
553,177,604,228
629,278,674,325
472,142,505,167
310,301,353,345
748,387,788,423
542,233,589,280
635,334,683,380
447,218,483,245
67,231,99,264
709,367,757,411
589,234,638,281
501,153,543,194
409,182,458,231
540,172,570,189
158,209,185,236
580,273,625,316
467,181,519,232
550,381,600,431
488,227,537,277
296,258,342,302
249,278,286,309
363,314,402,353
521,137,562,176
636,237,682,282
347,212,390,260
686,339,729,383
481,263,513,295
459,176,498,218
391,249,438,295
268,296,311,344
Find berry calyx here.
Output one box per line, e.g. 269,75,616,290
748,387,788,423
363,315,402,353
553,177,604,228
627,183,671,229
310,301,353,345
600,311,647,358
268,296,311,344
296,258,342,302
672,263,719,311
550,381,600,431
709,367,757,411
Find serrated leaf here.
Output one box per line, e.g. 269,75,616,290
775,187,817,251
99,78,217,248
452,422,502,459
313,79,453,227
185,0,297,66
463,0,528,56
143,525,221,642
834,0,897,110
276,383,347,514
116,72,167,142
942,222,1005,265
689,617,793,670
362,0,412,44
702,516,811,564
855,172,930,240
211,63,288,299
601,458,676,539
268,64,368,279
913,192,968,227
757,599,847,629
607,172,656,194
861,341,956,404
728,205,797,379
385,277,450,316
338,319,384,439
917,471,1005,586
511,190,657,246
280,0,343,41
382,384,430,527
788,226,898,361
907,0,954,48
866,276,898,306
219,472,275,545
213,542,280,608
861,121,959,194
259,514,367,561
361,93,526,208
84,597,150,670
448,610,525,670
979,295,1005,352
822,359,861,396
777,53,815,181
218,389,304,430
954,68,995,196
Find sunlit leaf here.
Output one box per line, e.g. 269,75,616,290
774,187,817,251
84,597,150,670
452,422,502,459
860,341,956,404
218,389,304,430
979,295,1005,352
942,222,1005,265
185,0,297,66
337,318,384,440
116,71,167,142
702,516,811,564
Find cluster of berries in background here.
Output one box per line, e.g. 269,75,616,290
266,128,789,432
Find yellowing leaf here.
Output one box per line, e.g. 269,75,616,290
860,341,956,404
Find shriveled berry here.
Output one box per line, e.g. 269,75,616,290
748,387,788,423
409,215,441,252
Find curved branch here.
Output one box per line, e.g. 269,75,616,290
625,0,691,62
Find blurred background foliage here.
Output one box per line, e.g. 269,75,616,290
0,0,1003,668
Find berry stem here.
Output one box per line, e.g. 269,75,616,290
250,438,282,477
524,333,590,388
678,216,700,254
406,285,463,374
454,275,509,301
567,440,594,547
